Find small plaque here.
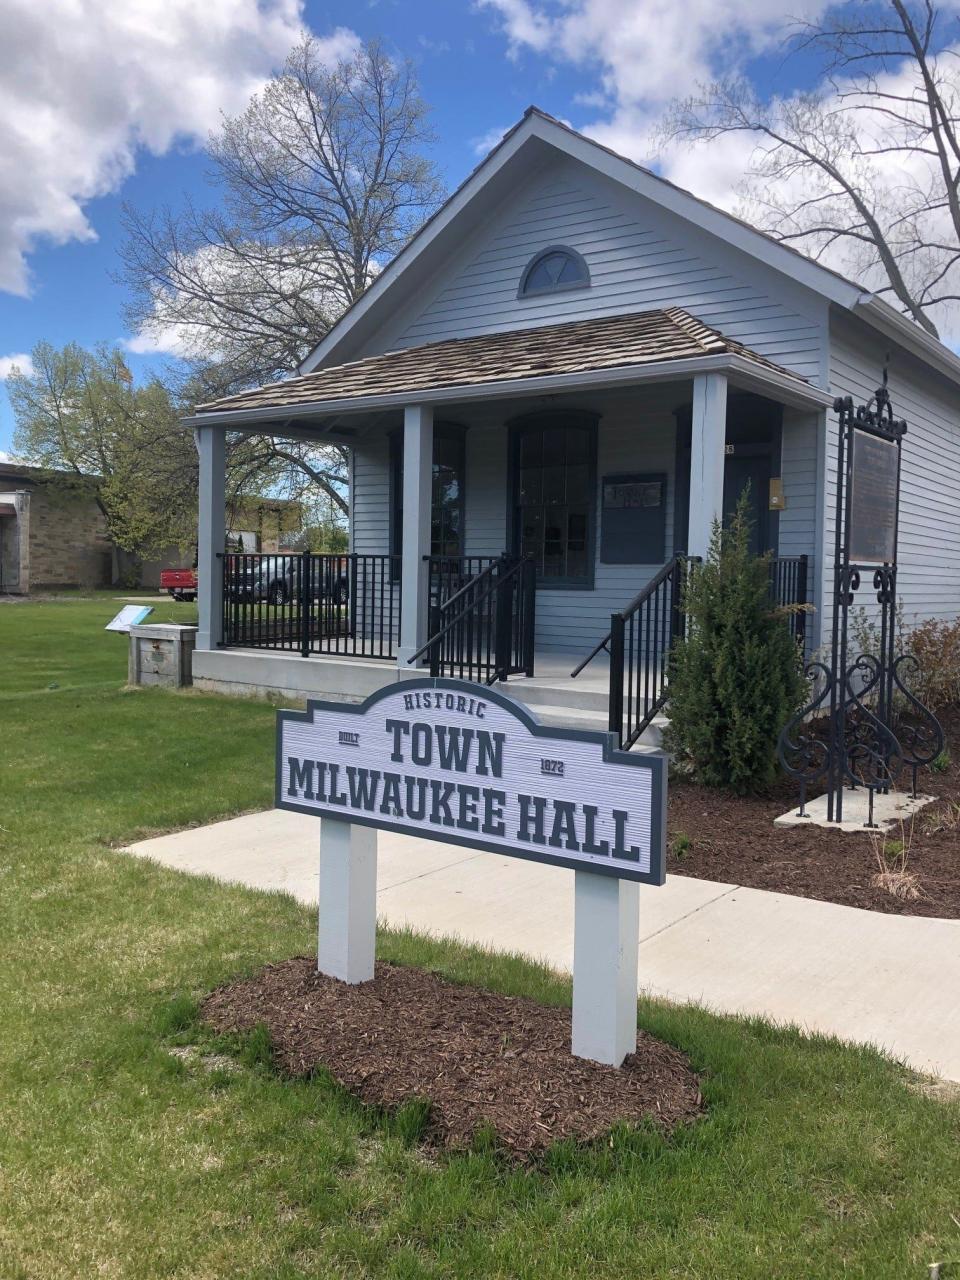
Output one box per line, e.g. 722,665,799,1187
849,429,898,564
105,605,153,633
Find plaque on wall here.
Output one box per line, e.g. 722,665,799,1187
600,472,666,564
849,428,898,564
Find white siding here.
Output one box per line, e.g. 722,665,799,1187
351,431,391,556
458,387,680,656
828,313,960,626
369,157,828,385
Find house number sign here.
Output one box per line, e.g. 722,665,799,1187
278,678,666,884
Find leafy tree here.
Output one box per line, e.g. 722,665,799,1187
665,494,807,793
7,342,198,566
662,1,960,338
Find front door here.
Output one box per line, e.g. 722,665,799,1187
673,393,780,556
722,451,771,556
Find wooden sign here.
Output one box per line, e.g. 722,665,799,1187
278,678,666,884
849,428,898,565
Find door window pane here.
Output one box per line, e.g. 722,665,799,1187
513,421,594,583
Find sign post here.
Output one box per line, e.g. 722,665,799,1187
317,816,378,984
277,677,666,1066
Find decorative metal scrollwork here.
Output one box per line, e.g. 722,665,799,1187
777,381,944,827
777,662,833,815
891,653,946,795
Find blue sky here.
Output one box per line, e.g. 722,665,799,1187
0,0,833,453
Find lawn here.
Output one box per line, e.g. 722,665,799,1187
1,593,959,1278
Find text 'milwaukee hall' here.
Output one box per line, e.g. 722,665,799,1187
285,688,645,863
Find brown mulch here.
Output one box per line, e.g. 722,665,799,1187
201,957,703,1160
667,704,960,918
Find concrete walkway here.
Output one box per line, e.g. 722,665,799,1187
125,809,960,1081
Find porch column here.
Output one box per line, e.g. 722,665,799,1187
196,424,226,652
397,403,433,669
687,372,728,559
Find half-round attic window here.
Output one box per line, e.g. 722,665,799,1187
519,246,590,298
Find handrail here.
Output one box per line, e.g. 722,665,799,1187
571,555,691,680
406,555,516,666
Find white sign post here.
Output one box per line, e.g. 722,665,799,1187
276,677,666,1066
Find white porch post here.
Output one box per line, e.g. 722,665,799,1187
397,403,434,669
687,372,728,559
571,871,640,1066
318,816,378,983
196,425,226,652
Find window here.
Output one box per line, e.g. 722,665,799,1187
390,427,465,568
519,246,589,298
511,415,597,587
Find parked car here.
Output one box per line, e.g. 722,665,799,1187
159,568,198,602
229,555,350,606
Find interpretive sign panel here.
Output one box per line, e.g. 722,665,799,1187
105,605,153,633
849,428,898,565
277,677,666,884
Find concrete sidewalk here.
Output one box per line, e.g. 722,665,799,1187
125,809,960,1081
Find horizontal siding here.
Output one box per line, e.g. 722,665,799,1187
351,432,391,556
828,314,960,627
378,158,826,384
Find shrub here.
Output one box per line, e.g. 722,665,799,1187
665,494,807,794
907,617,960,711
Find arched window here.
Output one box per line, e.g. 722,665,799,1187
518,246,590,298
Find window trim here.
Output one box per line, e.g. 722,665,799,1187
517,245,591,299
507,410,599,591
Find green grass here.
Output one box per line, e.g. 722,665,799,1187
2,596,960,1278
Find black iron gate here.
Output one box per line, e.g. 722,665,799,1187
778,378,943,825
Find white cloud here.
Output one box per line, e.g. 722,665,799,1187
476,0,832,167
0,1,360,295
471,124,513,157
122,326,192,358
0,353,34,379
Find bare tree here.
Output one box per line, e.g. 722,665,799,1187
661,1,960,338
121,36,442,386
119,35,442,519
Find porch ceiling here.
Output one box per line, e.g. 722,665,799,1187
186,307,833,431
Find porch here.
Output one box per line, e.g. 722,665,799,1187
187,308,831,742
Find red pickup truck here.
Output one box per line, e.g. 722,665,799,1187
159,568,198,602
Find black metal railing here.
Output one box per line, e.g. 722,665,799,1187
573,552,810,750
409,553,536,684
428,555,499,611
220,551,401,661
770,554,809,650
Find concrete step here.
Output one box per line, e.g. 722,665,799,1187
496,677,612,714
519,700,667,753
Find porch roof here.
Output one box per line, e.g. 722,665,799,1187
187,307,833,429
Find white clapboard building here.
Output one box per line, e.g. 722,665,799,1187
185,108,960,746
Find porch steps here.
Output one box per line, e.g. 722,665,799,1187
495,677,667,752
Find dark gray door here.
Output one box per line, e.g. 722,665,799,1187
722,453,771,555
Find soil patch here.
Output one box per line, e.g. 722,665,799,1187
202,957,703,1160
667,705,960,918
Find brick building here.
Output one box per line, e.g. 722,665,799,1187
0,461,114,593
0,458,306,594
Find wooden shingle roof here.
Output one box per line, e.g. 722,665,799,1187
196,307,805,416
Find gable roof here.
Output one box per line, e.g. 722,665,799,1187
299,107,867,377
192,307,829,425
297,107,960,396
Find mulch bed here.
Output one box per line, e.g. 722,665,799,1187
202,957,703,1160
667,704,960,918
